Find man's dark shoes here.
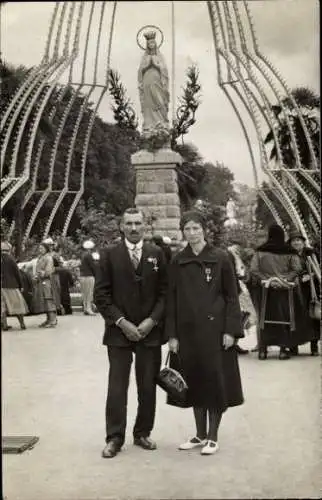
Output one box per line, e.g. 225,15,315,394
102,440,121,459
258,347,267,360
134,436,157,450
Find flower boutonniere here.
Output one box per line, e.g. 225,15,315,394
147,256,159,272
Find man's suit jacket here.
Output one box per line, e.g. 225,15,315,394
94,240,168,346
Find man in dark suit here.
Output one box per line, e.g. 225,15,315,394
94,208,168,459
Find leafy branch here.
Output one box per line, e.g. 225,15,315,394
171,64,201,148
108,69,138,132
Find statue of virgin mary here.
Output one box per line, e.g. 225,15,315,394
138,30,170,138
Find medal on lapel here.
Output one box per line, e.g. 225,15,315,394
205,267,212,282
148,257,159,272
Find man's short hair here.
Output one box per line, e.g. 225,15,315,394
122,207,145,221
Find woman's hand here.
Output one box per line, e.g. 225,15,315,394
168,337,179,353
223,333,235,350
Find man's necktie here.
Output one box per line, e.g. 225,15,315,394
131,245,140,270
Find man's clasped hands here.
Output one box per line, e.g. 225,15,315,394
118,317,156,342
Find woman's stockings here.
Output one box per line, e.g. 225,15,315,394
193,407,223,442
207,410,222,442
193,407,207,440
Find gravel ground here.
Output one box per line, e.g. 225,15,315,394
2,313,321,500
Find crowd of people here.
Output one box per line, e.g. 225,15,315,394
1,237,75,330
1,209,320,458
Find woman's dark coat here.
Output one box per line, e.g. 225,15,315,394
165,244,244,412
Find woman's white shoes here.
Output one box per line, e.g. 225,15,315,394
178,437,207,450
178,437,219,454
201,440,219,455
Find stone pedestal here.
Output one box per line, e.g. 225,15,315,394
131,148,182,241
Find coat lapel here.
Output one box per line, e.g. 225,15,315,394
141,244,154,280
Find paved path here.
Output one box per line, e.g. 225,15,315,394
2,313,321,500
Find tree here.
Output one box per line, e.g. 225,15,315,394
199,161,235,208
75,199,121,248
264,86,320,168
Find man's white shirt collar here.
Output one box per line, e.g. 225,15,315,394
124,239,143,251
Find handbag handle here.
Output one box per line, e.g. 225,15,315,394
307,257,317,302
164,351,171,366
165,350,182,366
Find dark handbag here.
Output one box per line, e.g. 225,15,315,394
156,351,188,403
308,259,321,321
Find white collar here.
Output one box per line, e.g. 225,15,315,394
125,238,143,251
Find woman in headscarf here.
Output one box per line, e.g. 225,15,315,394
1,241,28,330
166,210,244,456
32,242,58,327
287,229,320,356
249,224,301,360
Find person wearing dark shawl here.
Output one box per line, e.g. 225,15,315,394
249,224,301,360
166,210,244,456
287,229,320,356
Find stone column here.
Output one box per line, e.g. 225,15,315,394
131,148,182,241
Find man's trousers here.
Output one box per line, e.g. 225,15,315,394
105,344,162,446
79,276,95,314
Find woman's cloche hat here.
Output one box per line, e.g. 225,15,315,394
288,229,306,242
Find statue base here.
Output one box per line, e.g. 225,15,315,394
132,148,183,241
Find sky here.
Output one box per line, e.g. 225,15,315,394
1,1,319,187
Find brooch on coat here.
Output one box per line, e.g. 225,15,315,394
147,257,159,272
205,267,212,282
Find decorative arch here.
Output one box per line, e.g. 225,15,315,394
1,1,320,278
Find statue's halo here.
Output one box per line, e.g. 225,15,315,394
136,25,164,50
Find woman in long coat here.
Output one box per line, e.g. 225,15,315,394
32,242,59,327
166,211,244,456
287,230,320,355
249,224,301,360
1,241,28,330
